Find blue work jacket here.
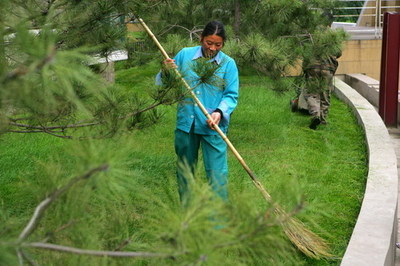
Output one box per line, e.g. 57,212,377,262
157,46,239,135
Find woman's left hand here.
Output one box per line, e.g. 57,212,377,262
207,112,221,130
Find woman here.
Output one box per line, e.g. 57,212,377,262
159,21,239,203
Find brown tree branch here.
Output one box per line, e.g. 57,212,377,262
5,78,195,137
16,248,24,266
53,220,78,234
18,164,109,242
23,242,175,258
159,24,202,41
20,249,38,266
6,130,48,133
123,102,163,120
114,237,132,251
6,100,166,137
42,129,72,139
8,121,101,130
5,46,57,83
40,220,78,244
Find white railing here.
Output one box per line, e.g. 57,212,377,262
333,0,400,39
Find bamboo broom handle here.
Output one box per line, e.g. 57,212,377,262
138,18,271,202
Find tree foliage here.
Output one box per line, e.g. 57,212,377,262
139,0,347,92
0,0,181,138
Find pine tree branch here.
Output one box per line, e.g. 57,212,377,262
4,46,57,83
8,121,101,130
18,164,109,242
212,204,306,250
16,248,24,266
20,249,38,266
280,33,313,39
41,220,78,243
5,76,194,137
6,96,175,137
23,242,175,258
114,237,132,251
53,220,78,234
123,102,163,120
5,130,73,139
42,130,72,139
146,1,165,8
7,117,34,122
6,130,49,133
212,219,271,250
159,24,202,40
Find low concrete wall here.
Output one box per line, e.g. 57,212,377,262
334,78,398,266
344,74,400,124
344,74,380,108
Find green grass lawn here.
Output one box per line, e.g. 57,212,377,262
228,75,367,264
0,63,366,265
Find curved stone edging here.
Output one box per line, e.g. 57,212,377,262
334,77,398,266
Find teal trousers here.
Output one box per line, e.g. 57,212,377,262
174,126,228,203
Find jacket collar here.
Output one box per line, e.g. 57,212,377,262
192,46,222,64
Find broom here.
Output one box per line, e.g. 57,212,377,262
138,18,331,259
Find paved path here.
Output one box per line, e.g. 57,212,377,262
390,127,400,266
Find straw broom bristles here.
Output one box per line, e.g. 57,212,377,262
253,178,331,259
138,18,332,259
283,216,332,259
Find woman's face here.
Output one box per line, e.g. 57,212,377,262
201,34,224,58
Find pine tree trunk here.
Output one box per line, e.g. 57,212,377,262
0,21,5,77
0,41,4,78
234,0,240,39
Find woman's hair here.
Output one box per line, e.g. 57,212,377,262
201,21,226,41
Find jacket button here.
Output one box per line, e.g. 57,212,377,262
190,115,194,118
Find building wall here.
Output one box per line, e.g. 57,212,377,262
127,22,144,32
337,39,382,80
358,0,400,27
286,39,382,80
